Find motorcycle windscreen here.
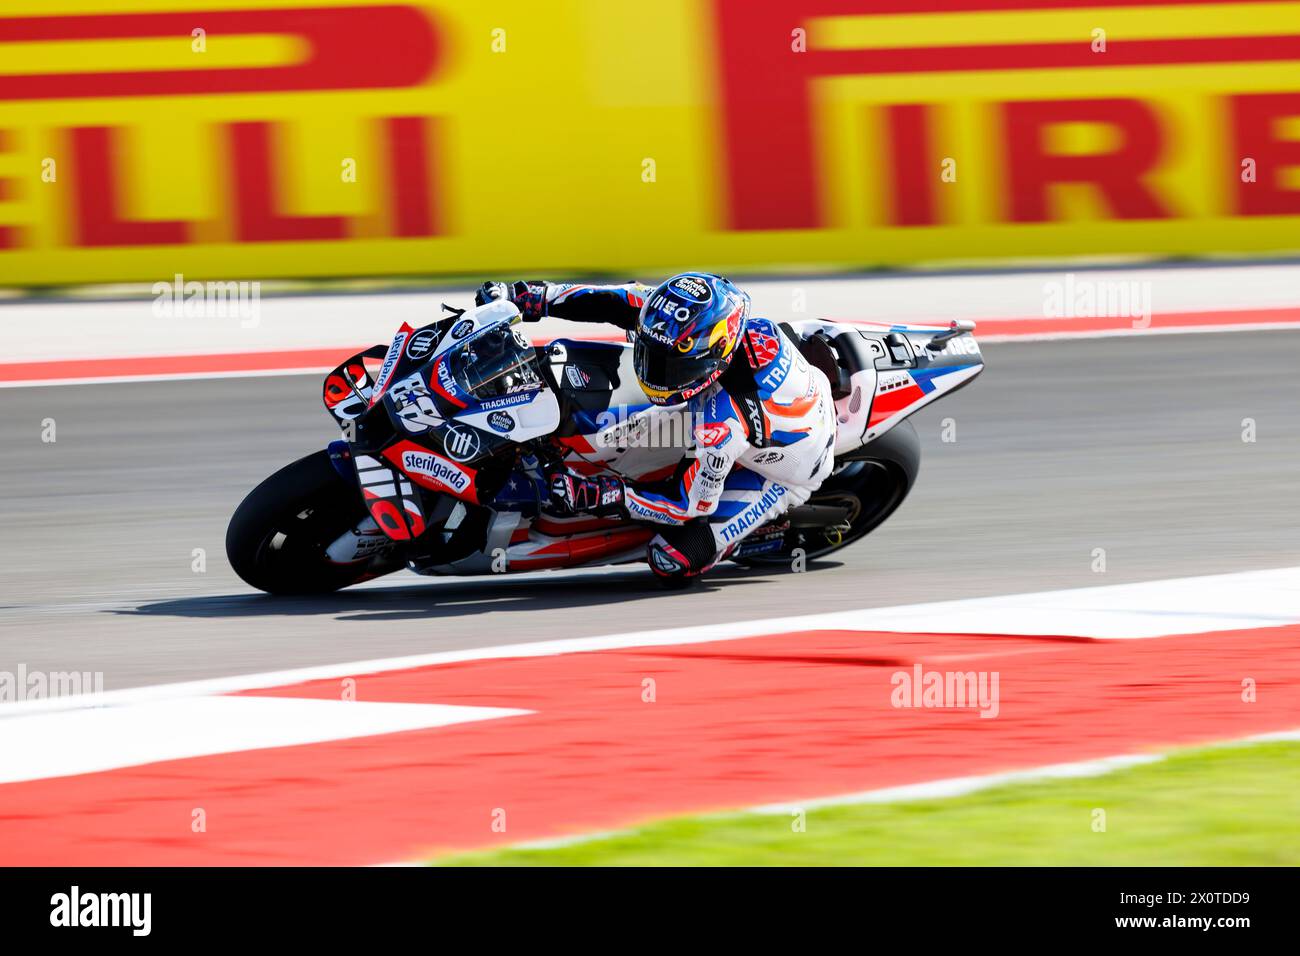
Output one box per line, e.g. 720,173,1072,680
447,324,545,402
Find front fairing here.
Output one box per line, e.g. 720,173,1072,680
323,300,561,512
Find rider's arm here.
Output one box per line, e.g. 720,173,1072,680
622,402,745,525
544,283,653,330
479,281,651,331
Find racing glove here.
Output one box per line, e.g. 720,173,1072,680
546,467,626,518
474,280,547,320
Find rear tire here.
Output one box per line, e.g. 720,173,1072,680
735,419,921,567
226,450,397,595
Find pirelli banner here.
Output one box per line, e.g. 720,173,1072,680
1,0,1299,285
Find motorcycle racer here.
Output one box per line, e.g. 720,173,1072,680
475,274,837,584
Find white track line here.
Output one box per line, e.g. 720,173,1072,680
0,697,529,785
751,756,1167,814
468,729,1300,858
493,756,1168,855
750,728,1300,813
973,320,1300,342
0,366,331,389
2,566,1297,718
8,318,1299,389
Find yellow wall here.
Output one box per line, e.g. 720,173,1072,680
1,0,1298,284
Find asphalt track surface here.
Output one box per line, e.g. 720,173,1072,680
1,330,1296,690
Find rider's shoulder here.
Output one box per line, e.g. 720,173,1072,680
735,316,795,394
739,315,790,361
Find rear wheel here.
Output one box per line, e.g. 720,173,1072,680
734,419,921,567
226,450,400,595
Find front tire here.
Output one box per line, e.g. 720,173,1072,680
226,450,397,595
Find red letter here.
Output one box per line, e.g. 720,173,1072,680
386,116,439,237
883,104,937,227
1003,98,1171,222
712,0,1290,231
1231,93,1300,216
0,7,439,101
228,122,348,243
70,126,189,247
714,0,821,230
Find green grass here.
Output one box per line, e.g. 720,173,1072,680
433,741,1300,866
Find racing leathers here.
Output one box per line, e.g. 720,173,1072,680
492,281,838,579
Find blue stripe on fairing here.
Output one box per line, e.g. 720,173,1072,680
910,364,975,395
573,409,607,433
574,403,654,434
490,471,546,512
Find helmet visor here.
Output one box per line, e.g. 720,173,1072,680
633,336,722,402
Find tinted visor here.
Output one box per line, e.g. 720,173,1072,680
633,336,723,398
449,325,543,401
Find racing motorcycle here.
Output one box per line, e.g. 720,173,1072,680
226,298,983,594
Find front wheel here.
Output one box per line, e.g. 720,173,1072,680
226,450,401,595
734,419,921,567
